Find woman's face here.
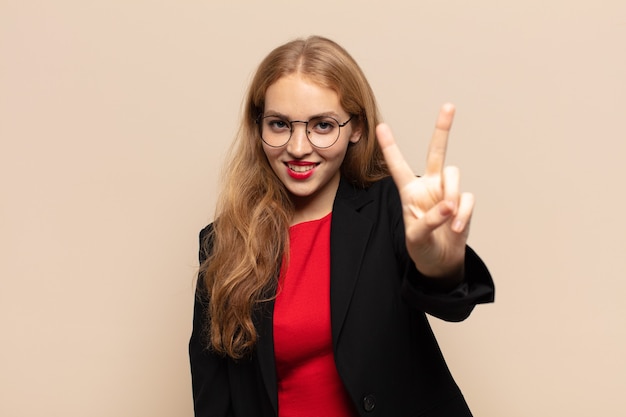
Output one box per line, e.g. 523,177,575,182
261,73,361,216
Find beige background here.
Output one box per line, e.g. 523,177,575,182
1,0,625,416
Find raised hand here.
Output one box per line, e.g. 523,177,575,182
376,103,473,281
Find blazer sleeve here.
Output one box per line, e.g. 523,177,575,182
400,245,495,322
189,225,234,417
378,176,494,322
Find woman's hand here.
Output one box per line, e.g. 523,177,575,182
376,103,473,281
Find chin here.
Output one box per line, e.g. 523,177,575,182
286,186,316,199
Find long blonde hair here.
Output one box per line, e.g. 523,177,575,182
201,36,388,359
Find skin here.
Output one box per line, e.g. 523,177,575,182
262,74,361,225
376,104,473,281
263,74,471,281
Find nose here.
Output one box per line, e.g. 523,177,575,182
286,122,312,157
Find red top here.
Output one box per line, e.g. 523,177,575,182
273,213,356,417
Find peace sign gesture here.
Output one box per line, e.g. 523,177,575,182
376,103,473,281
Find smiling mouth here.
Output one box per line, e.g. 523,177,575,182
287,163,318,172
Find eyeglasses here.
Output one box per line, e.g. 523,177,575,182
257,114,353,149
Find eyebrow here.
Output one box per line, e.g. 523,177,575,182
262,110,343,120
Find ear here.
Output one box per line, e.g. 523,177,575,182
348,125,362,144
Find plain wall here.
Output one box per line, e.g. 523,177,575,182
1,1,625,416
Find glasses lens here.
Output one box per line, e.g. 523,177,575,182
307,116,340,148
260,116,291,147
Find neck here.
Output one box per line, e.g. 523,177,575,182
291,206,332,226
289,176,340,226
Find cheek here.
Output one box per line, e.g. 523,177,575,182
261,144,275,159
326,140,352,161
261,146,283,168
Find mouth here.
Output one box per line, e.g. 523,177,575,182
284,161,319,179
287,162,318,172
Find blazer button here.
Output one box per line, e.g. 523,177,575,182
363,394,376,412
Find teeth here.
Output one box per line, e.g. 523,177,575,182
289,164,315,173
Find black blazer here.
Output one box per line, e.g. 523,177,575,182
189,176,494,417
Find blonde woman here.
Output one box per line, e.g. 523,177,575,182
189,36,494,417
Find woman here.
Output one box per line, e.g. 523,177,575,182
189,35,494,417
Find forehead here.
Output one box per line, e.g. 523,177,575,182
264,74,342,117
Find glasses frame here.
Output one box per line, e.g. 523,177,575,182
256,114,353,149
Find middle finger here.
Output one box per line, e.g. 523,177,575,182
425,103,455,177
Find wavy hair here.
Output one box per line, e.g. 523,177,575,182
201,36,389,359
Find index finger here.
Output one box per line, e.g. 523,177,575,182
376,123,416,190
425,103,455,176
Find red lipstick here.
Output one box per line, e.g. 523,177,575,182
285,161,317,180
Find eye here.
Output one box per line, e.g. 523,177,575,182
310,117,338,134
264,117,290,132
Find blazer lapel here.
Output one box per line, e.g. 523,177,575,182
330,178,375,347
255,300,278,415
253,178,374,414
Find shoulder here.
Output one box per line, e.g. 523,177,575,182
336,175,398,202
199,223,215,264
200,223,214,241
333,176,404,245
335,176,401,216
367,176,399,196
